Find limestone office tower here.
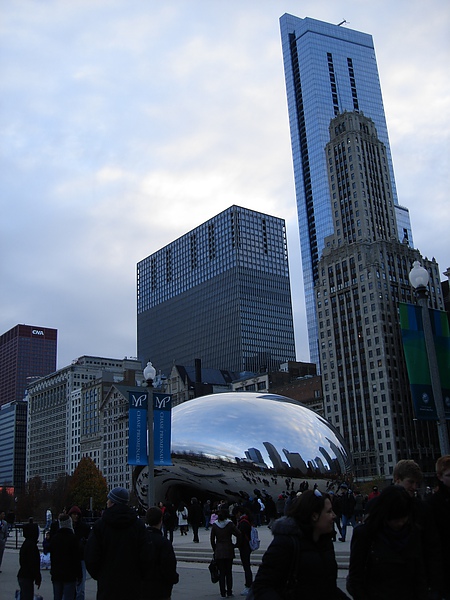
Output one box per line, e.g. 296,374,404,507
280,15,413,368
280,15,445,478
137,206,296,377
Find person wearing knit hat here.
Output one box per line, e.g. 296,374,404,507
107,486,130,506
85,487,149,600
68,505,82,516
50,513,82,599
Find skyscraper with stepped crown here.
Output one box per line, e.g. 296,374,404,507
280,14,413,367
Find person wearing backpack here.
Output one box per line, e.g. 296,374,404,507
233,506,254,596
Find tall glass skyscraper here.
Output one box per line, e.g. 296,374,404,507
137,205,296,376
280,14,412,366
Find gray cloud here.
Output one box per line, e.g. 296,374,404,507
1,0,449,370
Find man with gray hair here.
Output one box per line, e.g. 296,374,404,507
85,487,149,600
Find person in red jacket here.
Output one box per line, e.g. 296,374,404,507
233,505,254,596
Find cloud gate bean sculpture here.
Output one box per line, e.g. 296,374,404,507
133,392,352,507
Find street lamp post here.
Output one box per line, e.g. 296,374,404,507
143,361,156,509
409,261,450,455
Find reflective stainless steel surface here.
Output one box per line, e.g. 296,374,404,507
134,392,352,505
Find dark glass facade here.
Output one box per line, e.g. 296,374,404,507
0,400,27,492
0,324,57,407
137,205,296,375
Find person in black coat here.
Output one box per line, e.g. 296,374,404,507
427,455,450,600
210,508,241,598
17,522,42,600
50,513,82,600
337,484,356,542
392,459,442,598
251,490,349,599
162,502,177,543
84,486,149,600
68,505,91,600
347,485,428,600
140,506,179,600
188,497,203,543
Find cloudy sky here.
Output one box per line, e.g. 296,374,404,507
1,0,449,371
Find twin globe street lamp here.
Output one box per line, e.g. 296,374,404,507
143,360,156,508
409,261,450,455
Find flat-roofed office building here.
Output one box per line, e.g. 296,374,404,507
137,205,296,376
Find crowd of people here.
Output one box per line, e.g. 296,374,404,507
5,453,450,600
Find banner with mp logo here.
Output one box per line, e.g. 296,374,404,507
153,393,173,466
128,391,173,466
128,391,149,465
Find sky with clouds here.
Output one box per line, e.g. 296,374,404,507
1,0,449,371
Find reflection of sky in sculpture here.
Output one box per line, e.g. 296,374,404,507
171,392,351,474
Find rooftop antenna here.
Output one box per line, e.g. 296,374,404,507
337,19,349,26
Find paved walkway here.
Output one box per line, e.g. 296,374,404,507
1,524,352,599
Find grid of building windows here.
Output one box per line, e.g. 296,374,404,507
280,14,413,366
26,356,142,485
100,386,133,490
317,112,444,478
137,206,296,375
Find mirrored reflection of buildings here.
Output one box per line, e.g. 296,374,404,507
137,205,296,377
132,392,352,505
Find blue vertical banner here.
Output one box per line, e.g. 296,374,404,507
128,391,149,465
153,393,172,466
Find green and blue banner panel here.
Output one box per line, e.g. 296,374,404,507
399,303,450,420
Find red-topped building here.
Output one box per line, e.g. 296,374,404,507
0,324,57,407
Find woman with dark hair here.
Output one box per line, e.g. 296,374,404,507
347,485,428,599
210,508,241,598
250,490,349,599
